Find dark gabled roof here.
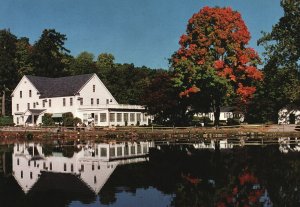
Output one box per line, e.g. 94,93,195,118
26,74,94,98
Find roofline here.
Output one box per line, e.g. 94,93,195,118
77,73,118,104
11,76,41,97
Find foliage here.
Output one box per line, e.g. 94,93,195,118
73,117,82,126
171,7,262,125
70,51,97,75
0,116,14,126
247,0,300,123
31,29,71,77
141,70,192,126
97,53,115,70
0,29,18,91
15,37,33,79
42,113,55,126
62,112,74,127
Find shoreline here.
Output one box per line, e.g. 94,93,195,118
0,125,299,143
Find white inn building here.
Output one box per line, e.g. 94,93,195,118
11,73,150,126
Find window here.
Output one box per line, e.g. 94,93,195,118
71,164,74,172
130,113,135,122
43,162,46,169
49,99,51,107
17,117,19,125
30,172,32,179
94,114,98,124
63,98,66,106
43,101,45,107
93,85,95,92
21,171,23,179
131,145,136,155
80,98,83,105
16,104,19,111
17,158,19,165
124,113,128,122
50,162,52,170
91,98,94,105
117,147,122,156
100,148,107,157
137,113,141,122
28,161,30,166
137,144,141,154
100,113,107,122
81,164,84,172
97,99,99,105
33,102,36,108
64,163,67,171
20,91,22,98
70,98,73,106
94,176,97,184
109,113,115,122
110,148,115,157
106,99,109,104
27,103,30,109
117,113,122,122
92,164,94,171
29,90,32,97
124,145,129,155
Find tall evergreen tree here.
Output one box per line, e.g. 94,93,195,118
0,29,18,115
31,29,70,77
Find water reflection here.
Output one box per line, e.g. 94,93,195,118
0,138,299,206
12,141,154,194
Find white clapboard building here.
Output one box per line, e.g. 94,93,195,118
12,141,154,194
11,73,150,126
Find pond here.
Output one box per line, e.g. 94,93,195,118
0,138,299,207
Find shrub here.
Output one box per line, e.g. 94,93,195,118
62,112,74,127
0,116,14,126
73,117,82,126
42,113,54,126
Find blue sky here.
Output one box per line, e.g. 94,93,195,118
0,0,282,69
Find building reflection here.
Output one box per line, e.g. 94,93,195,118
12,141,155,194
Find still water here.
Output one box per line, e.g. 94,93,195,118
0,138,299,207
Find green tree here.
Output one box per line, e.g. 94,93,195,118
16,37,33,78
0,29,18,116
171,7,262,126
70,51,97,75
142,71,191,126
251,0,300,123
31,29,70,77
96,53,115,69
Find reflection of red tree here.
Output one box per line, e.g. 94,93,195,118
216,170,264,207
182,173,201,185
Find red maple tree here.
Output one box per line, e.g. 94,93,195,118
171,7,263,125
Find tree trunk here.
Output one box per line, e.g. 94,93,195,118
1,91,5,116
214,105,220,127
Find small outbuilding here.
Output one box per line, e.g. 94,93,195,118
278,105,300,124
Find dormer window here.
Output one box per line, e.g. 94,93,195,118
29,90,32,97
63,98,66,107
